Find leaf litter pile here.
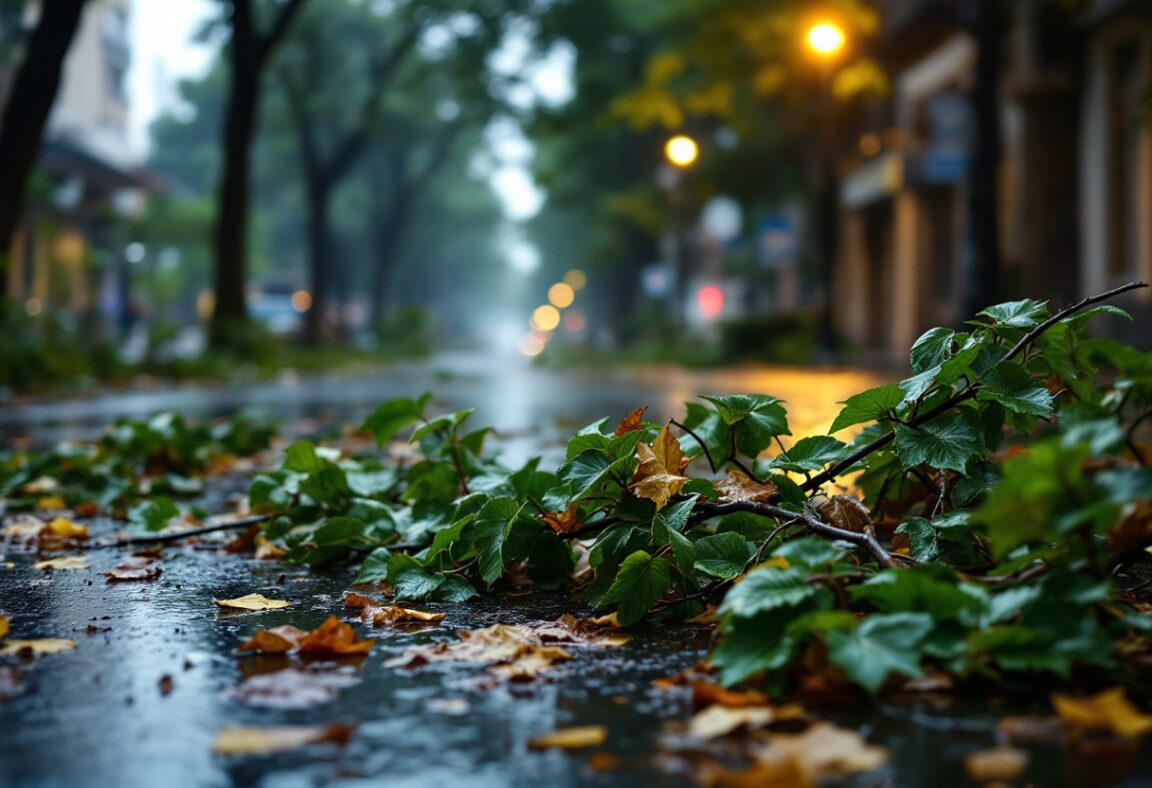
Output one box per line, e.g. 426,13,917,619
3,286,1152,782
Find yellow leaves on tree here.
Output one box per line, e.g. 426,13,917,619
713,471,778,504
1052,688,1152,738
239,616,375,656
213,593,292,611
630,424,693,511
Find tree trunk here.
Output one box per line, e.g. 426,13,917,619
0,0,88,293
303,179,331,345
369,199,411,328
961,0,1002,320
209,32,260,348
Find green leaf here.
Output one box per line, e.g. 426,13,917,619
976,361,1053,417
910,327,954,373
312,516,370,546
360,395,428,447
654,498,698,575
600,550,672,626
354,547,392,583
681,401,728,466
402,461,460,506
410,408,476,443
712,612,797,685
387,553,444,600
433,574,477,602
565,418,611,459
893,409,984,473
472,497,538,587
769,435,848,472
771,538,843,569
976,298,1048,328
693,533,754,579
283,440,323,473
558,450,627,501
702,394,790,456
718,566,820,618
826,612,933,692
128,496,180,532
828,384,904,433
424,514,474,562
851,567,983,624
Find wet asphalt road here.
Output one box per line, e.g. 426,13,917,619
3,357,1152,787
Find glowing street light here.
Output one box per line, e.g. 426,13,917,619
530,304,561,332
664,135,698,168
563,269,587,291
806,21,846,57
547,282,575,309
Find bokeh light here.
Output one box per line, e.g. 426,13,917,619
518,333,547,356
530,304,561,331
291,289,312,313
698,285,725,319
563,310,587,333
806,22,846,56
664,135,698,167
548,282,575,308
563,269,587,290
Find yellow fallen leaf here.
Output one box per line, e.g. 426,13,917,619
45,517,88,539
752,722,889,779
963,745,1029,782
239,626,307,654
689,705,777,739
630,423,693,511
211,724,354,756
37,496,66,511
0,613,9,639
33,556,89,571
213,593,292,611
0,638,77,656
528,725,608,750
1052,688,1152,738
363,605,445,627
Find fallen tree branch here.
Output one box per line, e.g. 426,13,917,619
800,281,1148,493
91,514,273,549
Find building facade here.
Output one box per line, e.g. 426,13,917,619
836,0,1152,362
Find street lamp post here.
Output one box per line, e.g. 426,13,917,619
805,20,846,362
662,134,698,327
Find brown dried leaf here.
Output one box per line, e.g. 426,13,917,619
713,470,778,504
630,423,693,511
213,593,292,611
1052,688,1152,738
0,613,8,640
963,745,1029,782
1107,501,1152,555
211,723,355,756
750,722,889,781
614,405,649,437
816,495,872,533
363,605,445,627
296,616,376,655
528,725,608,750
691,681,770,711
239,626,307,654
689,705,778,739
0,638,77,657
389,623,572,679
541,504,583,534
103,558,162,582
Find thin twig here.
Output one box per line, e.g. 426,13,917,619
90,514,273,549
670,419,718,473
801,281,1148,493
1124,410,1151,467
693,500,896,567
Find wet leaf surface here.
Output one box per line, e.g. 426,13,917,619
527,725,608,750
0,638,77,657
213,593,292,611
211,724,355,756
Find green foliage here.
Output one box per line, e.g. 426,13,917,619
228,288,1152,695
0,411,276,518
